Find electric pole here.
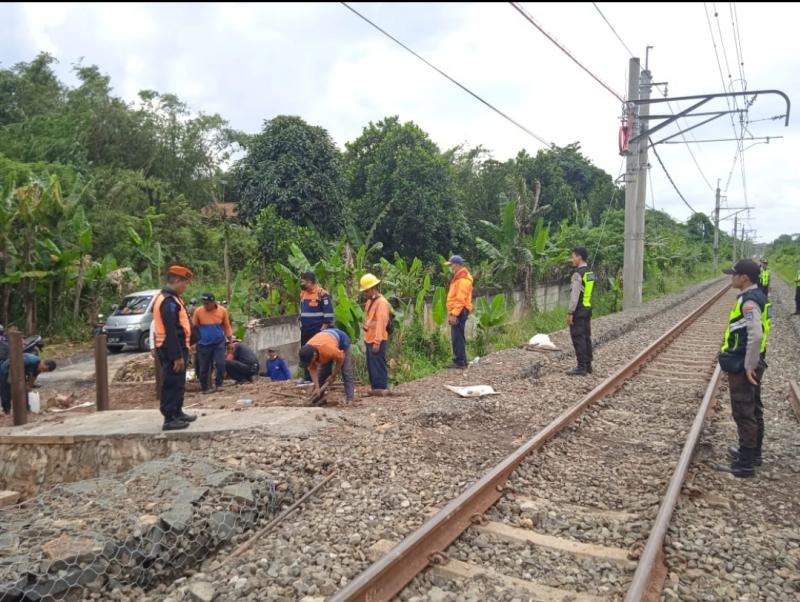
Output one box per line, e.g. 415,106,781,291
713,179,721,272
634,54,652,303
623,57,642,310
732,214,738,262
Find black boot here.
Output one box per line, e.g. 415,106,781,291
586,363,593,374
163,418,190,431
178,412,197,423
566,365,588,376
717,446,756,477
728,445,763,466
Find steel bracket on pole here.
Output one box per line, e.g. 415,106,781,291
628,89,791,146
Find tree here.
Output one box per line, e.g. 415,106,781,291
235,115,346,233
345,116,468,261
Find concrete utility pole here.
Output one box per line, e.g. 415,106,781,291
713,180,721,273
623,57,642,310
633,58,652,303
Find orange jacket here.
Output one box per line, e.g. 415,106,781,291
306,330,346,374
152,290,191,354
363,294,391,344
447,268,474,315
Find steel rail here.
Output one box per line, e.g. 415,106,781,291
331,282,731,602
788,380,800,421
624,363,723,601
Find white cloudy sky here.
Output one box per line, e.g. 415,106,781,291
1,2,797,243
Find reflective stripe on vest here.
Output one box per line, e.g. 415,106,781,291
721,289,769,355
795,271,800,285
581,271,595,308
760,270,770,286
575,266,595,308
152,292,191,349
761,302,773,354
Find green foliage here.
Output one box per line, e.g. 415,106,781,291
765,233,800,283
472,293,508,356
235,115,346,233
345,116,468,260
432,286,447,326
255,206,318,273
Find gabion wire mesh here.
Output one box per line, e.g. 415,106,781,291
0,453,277,601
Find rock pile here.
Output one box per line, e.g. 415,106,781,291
0,453,277,600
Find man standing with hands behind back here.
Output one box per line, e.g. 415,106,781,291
152,265,197,431
566,246,595,376
445,255,473,369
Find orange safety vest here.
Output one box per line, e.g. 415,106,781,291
152,291,191,349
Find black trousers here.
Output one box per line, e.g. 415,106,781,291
198,342,226,390
728,358,766,449
159,349,188,420
451,309,469,367
795,286,800,312
569,307,593,367
758,284,769,298
300,328,320,381
0,379,10,413
366,341,388,390
226,360,258,383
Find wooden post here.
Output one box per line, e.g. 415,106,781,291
94,333,109,411
7,329,27,426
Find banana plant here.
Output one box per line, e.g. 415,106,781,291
473,293,507,356
431,286,447,326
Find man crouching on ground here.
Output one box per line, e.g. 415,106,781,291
298,327,355,406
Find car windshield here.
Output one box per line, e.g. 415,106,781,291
113,295,152,316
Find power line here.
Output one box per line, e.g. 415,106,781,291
340,2,553,148
729,2,747,88
509,2,625,103
591,3,634,58
649,141,698,214
654,87,715,192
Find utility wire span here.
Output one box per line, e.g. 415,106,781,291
649,141,698,214
340,2,553,148
591,3,634,58
509,2,625,103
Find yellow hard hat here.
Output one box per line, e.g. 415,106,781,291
359,273,381,291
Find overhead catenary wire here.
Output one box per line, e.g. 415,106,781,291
509,2,625,103
591,3,634,58
340,2,554,148
649,141,698,214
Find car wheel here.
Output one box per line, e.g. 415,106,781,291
107,345,124,354
138,331,151,352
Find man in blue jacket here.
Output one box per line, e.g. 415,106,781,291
298,272,334,383
0,353,56,414
262,348,292,381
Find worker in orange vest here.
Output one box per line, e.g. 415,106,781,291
152,265,198,431
360,273,392,395
445,255,474,369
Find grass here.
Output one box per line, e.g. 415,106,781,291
387,263,719,387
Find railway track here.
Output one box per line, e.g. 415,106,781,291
332,282,735,602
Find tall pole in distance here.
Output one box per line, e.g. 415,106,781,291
634,63,652,302
623,57,641,310
713,179,721,273
732,214,738,262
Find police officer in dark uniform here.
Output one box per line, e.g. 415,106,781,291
566,247,595,376
758,259,770,298
152,265,198,431
717,259,771,477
